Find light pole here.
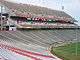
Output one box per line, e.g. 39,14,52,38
76,25,78,56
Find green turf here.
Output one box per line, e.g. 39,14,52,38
51,42,80,60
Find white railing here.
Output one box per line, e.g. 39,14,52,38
8,18,23,28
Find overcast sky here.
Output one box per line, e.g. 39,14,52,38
6,0,80,25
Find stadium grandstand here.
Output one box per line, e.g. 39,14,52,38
0,0,80,60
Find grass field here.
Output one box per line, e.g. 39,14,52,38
51,42,80,60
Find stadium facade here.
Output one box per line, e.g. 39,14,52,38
0,0,80,60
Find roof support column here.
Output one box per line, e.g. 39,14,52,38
1,6,3,30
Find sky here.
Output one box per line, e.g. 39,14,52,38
5,0,80,25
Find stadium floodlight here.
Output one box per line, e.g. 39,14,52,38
62,6,64,10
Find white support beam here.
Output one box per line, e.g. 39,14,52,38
1,6,3,30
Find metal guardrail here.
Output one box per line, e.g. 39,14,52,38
50,39,80,47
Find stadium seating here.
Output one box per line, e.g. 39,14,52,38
0,0,80,60
0,0,76,21
0,30,80,47
0,29,80,60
